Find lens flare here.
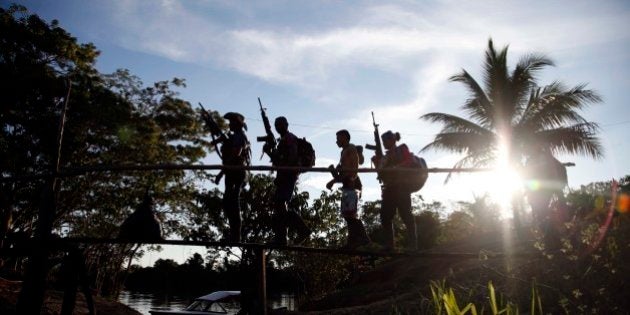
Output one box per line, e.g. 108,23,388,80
485,143,523,219
617,193,630,214
526,180,541,191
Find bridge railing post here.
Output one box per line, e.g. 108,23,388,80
255,247,267,315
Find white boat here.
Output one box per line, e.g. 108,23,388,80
149,291,241,315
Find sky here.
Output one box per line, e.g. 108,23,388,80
5,0,630,265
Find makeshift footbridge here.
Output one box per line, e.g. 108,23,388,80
0,163,556,314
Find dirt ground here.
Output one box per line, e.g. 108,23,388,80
0,277,141,315
295,229,542,314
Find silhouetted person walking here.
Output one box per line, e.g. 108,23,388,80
221,112,251,242
524,150,568,241
372,131,417,250
326,130,371,249
60,246,94,315
265,117,310,246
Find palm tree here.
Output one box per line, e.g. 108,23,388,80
421,39,603,177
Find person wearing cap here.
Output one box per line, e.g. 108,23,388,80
220,112,251,242
326,129,371,249
371,130,417,250
265,116,311,246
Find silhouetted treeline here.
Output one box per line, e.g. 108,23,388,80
123,254,300,296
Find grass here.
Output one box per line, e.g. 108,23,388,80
426,279,542,315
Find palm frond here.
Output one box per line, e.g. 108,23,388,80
449,70,493,127
535,123,604,159
444,152,495,183
519,83,602,130
510,54,554,119
421,112,492,135
483,39,512,129
424,39,604,173
421,131,496,154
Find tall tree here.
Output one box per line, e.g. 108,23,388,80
0,5,225,299
421,39,603,175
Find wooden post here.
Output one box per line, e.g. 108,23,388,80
17,79,72,314
256,248,267,315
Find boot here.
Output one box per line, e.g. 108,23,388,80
271,213,287,246
345,218,370,249
382,221,395,250
287,211,311,245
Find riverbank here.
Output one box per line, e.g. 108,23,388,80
0,277,142,315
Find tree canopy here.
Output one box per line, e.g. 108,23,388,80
421,39,603,174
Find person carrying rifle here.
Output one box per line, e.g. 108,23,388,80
326,130,371,250
265,116,311,246
219,112,251,242
372,130,417,251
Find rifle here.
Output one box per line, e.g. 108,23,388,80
365,111,383,182
256,97,277,160
198,102,227,183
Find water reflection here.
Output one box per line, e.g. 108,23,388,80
118,291,296,315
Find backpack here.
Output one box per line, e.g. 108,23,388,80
393,144,428,192
355,145,365,165
296,137,316,171
405,155,429,192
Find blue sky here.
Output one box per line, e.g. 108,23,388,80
6,0,630,264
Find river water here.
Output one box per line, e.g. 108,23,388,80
118,291,296,315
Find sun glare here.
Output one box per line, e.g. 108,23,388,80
486,167,523,218
484,144,524,219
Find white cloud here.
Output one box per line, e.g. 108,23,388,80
314,157,338,168
300,173,332,193
361,186,381,202
98,0,630,203
105,0,629,91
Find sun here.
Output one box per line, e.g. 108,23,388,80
484,167,523,218
483,144,524,219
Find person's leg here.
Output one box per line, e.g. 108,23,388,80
353,217,371,245
397,191,416,250
223,173,242,242
271,201,288,245
341,188,357,248
345,217,370,249
341,189,369,249
286,211,310,245
271,176,293,245
280,176,310,245
60,252,78,315
76,249,95,315
380,188,395,249
529,191,553,233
